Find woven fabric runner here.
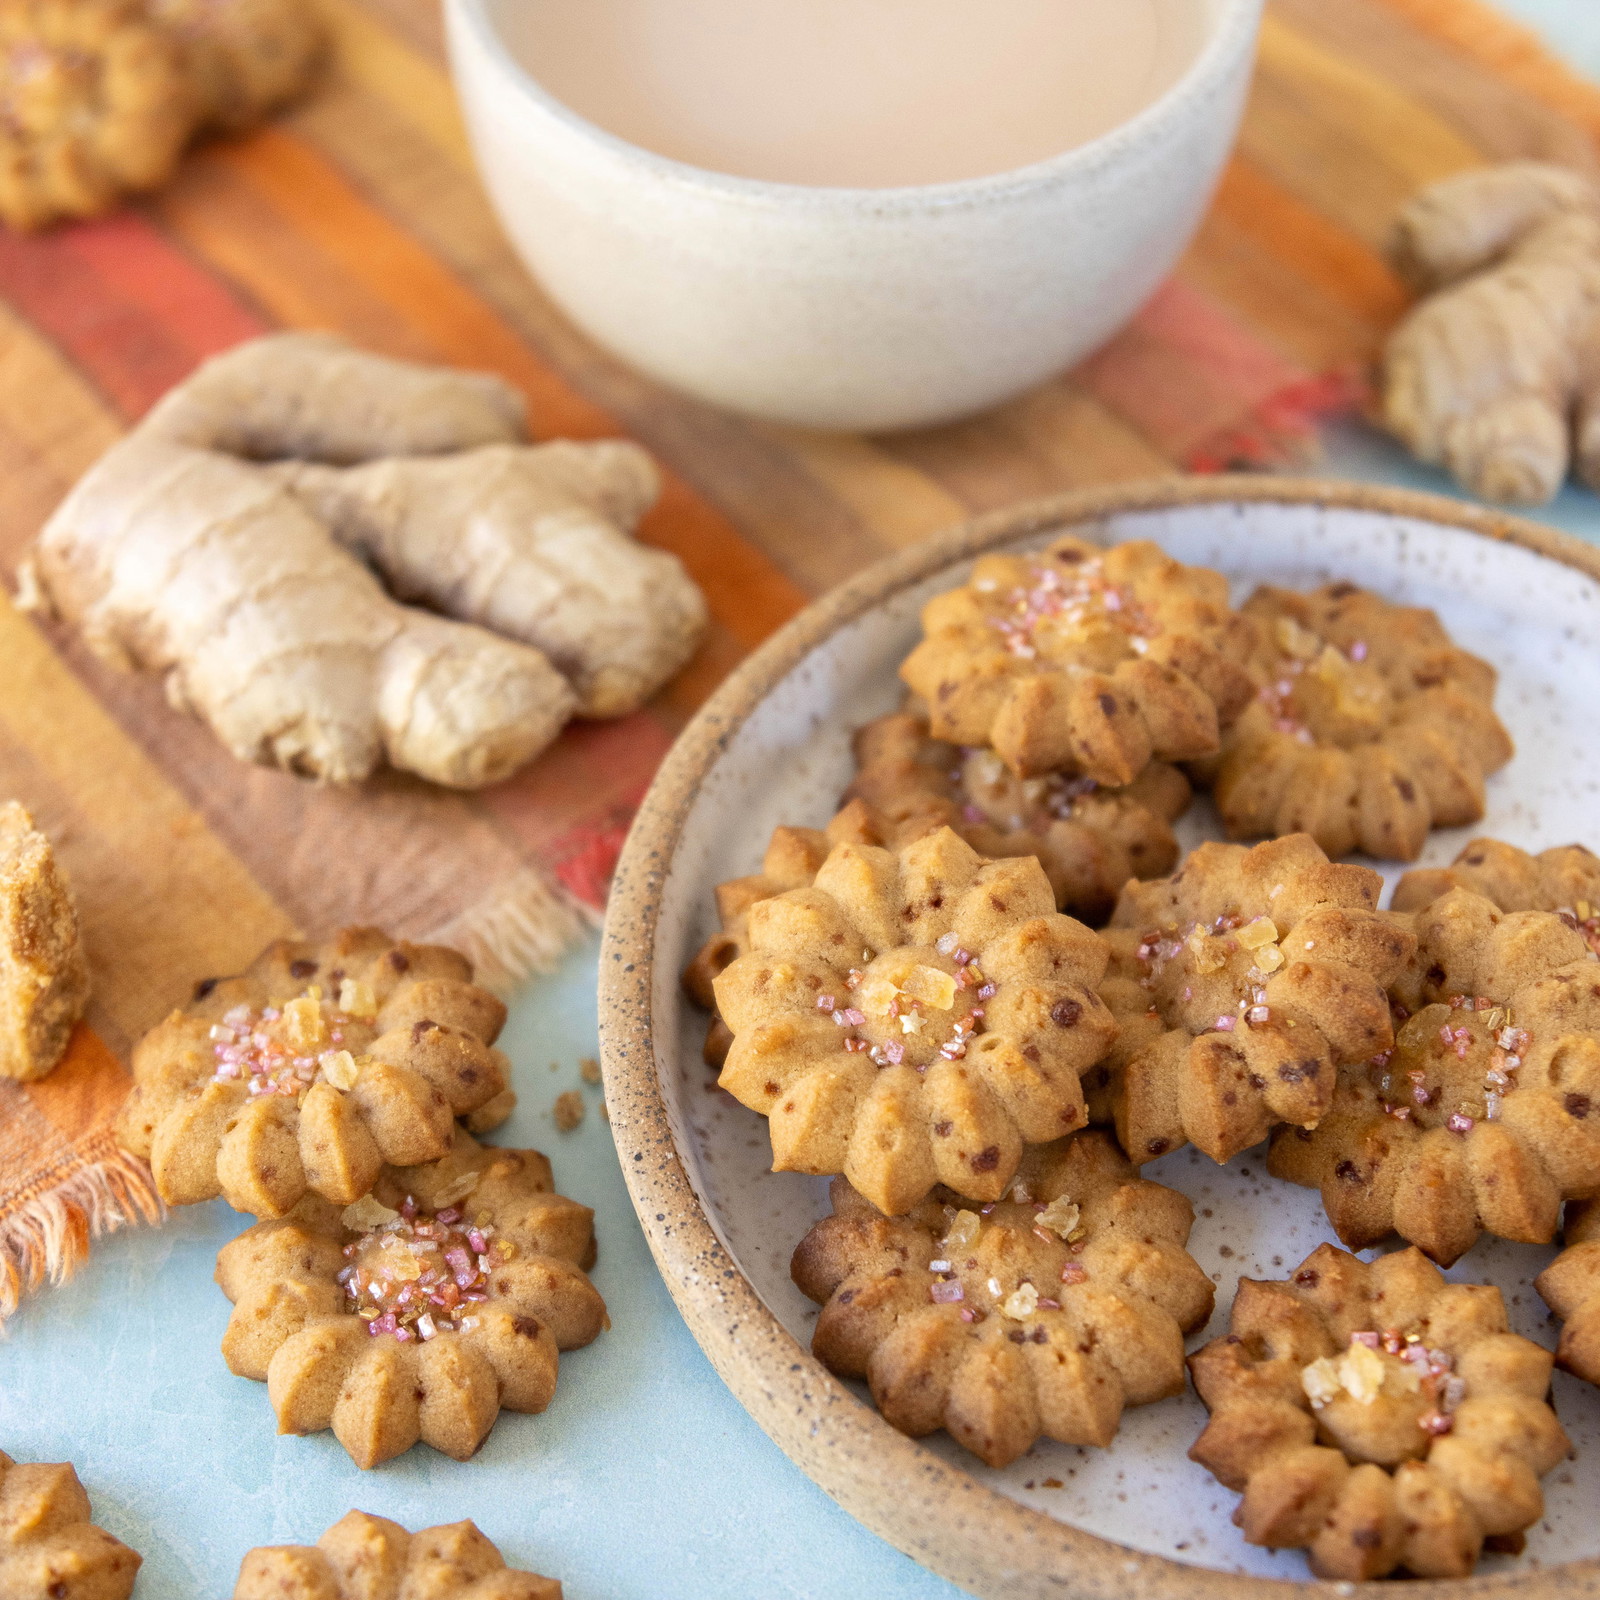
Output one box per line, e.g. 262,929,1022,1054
1,0,1595,1316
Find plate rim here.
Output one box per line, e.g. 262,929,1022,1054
598,474,1600,1600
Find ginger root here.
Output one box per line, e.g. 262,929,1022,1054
0,801,90,1082
1381,161,1600,505
21,333,707,787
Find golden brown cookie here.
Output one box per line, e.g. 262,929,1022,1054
712,826,1117,1215
0,0,195,230
231,1510,560,1599
1095,834,1415,1166
0,801,89,1082
0,1450,140,1600
842,708,1190,926
147,0,321,129
1204,585,1512,861
1269,886,1600,1263
899,536,1254,785
216,1134,606,1469
792,1130,1213,1468
117,927,514,1217
1393,836,1600,934
1534,1195,1600,1387
1189,1243,1567,1580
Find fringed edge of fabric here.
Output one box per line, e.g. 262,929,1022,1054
1186,368,1371,474
422,865,599,997
0,1139,163,1324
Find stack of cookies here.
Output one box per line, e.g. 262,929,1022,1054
683,534,1600,1582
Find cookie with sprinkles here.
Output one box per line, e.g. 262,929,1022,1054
840,708,1191,926
216,1133,605,1468
1201,584,1511,862
1392,836,1600,936
1094,834,1415,1167
899,536,1254,786
231,1511,561,1599
117,927,514,1217
1189,1243,1567,1580
1534,1195,1600,1388
791,1128,1213,1468
1269,885,1600,1264
0,1450,141,1600
712,826,1117,1216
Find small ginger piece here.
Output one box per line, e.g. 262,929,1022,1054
0,801,89,1082
21,333,707,786
578,1056,601,1084
1381,161,1600,505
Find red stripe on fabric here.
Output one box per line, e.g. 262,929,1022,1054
0,213,267,420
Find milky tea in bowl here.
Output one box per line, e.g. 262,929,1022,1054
499,0,1209,189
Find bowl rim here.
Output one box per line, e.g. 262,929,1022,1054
598,474,1600,1600
447,0,1264,213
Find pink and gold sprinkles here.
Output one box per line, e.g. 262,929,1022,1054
1301,1329,1466,1437
983,555,1159,661
339,1190,515,1342
208,985,373,1098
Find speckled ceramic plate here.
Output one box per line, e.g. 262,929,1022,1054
598,477,1600,1600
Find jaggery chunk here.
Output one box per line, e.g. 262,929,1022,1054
0,801,90,1082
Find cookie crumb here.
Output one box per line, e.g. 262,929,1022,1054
553,1089,585,1132
580,1056,602,1084
599,1101,610,1123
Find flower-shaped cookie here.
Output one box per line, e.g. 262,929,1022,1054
842,709,1190,926
792,1129,1213,1468
1189,1243,1567,1580
147,0,322,131
1535,1196,1600,1386
1393,836,1600,935
899,536,1255,785
1269,887,1600,1264
1206,585,1512,861
713,826,1117,1215
0,1450,140,1600
0,0,196,230
216,1134,606,1468
117,927,513,1217
231,1510,560,1599
1095,834,1414,1166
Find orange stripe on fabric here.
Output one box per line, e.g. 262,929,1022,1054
1371,0,1600,143
24,1025,131,1143
1211,158,1411,326
181,128,807,651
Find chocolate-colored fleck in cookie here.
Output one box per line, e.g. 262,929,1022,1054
791,1129,1212,1468
0,0,195,229
1203,584,1511,861
712,826,1116,1215
216,1134,606,1469
1269,886,1600,1264
1189,1243,1566,1580
117,926,514,1217
899,536,1254,785
1094,834,1414,1166
842,708,1190,926
0,1450,140,1600
231,1510,561,1599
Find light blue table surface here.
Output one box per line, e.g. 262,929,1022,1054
7,7,1600,1597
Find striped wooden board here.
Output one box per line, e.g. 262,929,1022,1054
1,0,1596,1313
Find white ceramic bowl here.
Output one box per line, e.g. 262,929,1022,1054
445,0,1263,432
600,478,1600,1598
